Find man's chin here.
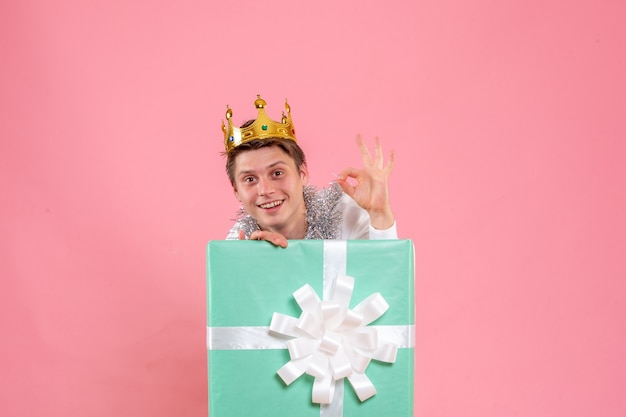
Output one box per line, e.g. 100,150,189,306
254,216,283,231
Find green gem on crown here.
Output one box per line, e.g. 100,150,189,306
262,125,268,131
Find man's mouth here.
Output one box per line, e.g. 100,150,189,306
258,200,284,209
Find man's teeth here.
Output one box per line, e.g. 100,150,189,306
260,201,282,209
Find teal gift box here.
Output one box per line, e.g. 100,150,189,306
206,240,415,417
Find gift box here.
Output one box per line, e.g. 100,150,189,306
206,240,415,417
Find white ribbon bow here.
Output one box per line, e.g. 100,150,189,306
269,274,398,404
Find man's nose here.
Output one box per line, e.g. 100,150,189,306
257,177,275,195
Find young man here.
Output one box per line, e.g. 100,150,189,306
223,95,397,247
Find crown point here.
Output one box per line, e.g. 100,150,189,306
254,96,266,109
225,107,232,120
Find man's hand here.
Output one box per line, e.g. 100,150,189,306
238,229,288,248
336,135,395,230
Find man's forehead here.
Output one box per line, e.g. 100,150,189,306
234,148,295,172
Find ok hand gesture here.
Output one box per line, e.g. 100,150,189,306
336,135,395,230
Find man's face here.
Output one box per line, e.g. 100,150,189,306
232,146,309,237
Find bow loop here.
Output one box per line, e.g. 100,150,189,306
352,293,389,326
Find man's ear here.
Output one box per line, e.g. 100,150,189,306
232,184,240,201
300,163,309,185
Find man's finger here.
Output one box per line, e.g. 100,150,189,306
356,134,373,165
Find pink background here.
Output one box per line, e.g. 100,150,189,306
1,0,625,416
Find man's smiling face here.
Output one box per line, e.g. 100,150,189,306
233,145,309,239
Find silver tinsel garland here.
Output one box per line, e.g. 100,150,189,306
234,182,344,239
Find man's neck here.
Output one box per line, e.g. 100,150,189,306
263,215,307,240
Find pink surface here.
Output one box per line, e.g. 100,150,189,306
1,1,625,416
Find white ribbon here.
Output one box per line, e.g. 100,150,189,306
270,273,398,404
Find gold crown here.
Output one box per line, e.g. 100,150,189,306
222,95,297,153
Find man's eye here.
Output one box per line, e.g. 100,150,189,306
243,177,255,183
273,170,284,177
